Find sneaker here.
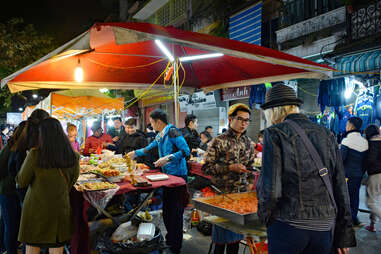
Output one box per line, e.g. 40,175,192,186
365,225,376,232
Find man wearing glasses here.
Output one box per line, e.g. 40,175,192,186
203,103,256,254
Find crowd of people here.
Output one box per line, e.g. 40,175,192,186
0,84,380,254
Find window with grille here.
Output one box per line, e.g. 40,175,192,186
174,0,187,20
157,3,171,26
282,0,344,27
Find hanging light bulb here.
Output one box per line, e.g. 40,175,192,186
74,59,84,82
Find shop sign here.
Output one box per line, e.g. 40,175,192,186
221,86,250,101
179,91,216,112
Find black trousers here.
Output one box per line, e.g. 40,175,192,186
162,186,185,254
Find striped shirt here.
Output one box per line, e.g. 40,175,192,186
277,217,335,231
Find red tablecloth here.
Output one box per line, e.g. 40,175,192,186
188,162,212,180
71,173,186,254
116,172,187,194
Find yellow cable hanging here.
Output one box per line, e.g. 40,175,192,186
86,58,166,70
124,61,171,109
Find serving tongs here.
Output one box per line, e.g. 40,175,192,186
87,171,113,183
210,185,235,201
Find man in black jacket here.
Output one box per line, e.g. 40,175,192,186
181,114,200,155
257,84,355,254
118,118,147,163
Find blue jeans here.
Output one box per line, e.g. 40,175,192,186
267,220,331,254
347,176,363,222
0,194,21,254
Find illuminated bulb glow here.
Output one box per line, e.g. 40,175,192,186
155,40,174,62
75,66,84,82
87,119,95,127
99,88,109,93
179,53,224,62
107,120,114,127
32,94,38,99
344,88,352,99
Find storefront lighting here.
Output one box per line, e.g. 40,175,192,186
179,53,224,62
99,88,109,93
87,119,95,127
32,94,38,99
352,80,364,87
155,40,174,62
18,107,23,112
107,120,114,127
74,59,84,82
344,88,353,99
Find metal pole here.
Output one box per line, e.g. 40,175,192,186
173,60,178,127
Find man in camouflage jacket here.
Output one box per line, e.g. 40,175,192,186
202,103,256,254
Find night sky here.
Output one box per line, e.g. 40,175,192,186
1,0,116,44
2,0,120,111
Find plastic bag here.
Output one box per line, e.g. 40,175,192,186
83,185,120,214
97,225,165,254
111,221,138,243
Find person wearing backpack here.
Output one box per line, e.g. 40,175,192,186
257,84,356,254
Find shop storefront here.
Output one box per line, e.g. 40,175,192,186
221,86,263,140
179,91,225,136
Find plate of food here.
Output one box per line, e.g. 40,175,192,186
79,181,119,191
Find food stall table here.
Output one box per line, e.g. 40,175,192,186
71,172,187,254
188,161,211,180
204,216,267,254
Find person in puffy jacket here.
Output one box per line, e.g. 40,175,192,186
257,84,355,254
83,123,114,155
340,117,368,226
118,118,147,161
363,124,381,232
128,109,189,254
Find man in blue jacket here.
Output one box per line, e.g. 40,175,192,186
128,109,190,254
341,117,368,225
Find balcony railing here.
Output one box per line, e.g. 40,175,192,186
349,0,381,41
280,0,344,28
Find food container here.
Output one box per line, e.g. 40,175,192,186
193,192,258,225
145,174,169,181
137,223,155,242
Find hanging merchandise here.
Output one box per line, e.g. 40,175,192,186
354,89,376,131
318,78,346,112
338,106,354,135
330,110,340,135
375,93,381,120
249,84,267,108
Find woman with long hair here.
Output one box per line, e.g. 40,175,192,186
16,118,79,254
364,124,381,232
0,121,28,254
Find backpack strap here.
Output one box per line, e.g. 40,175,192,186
285,120,337,213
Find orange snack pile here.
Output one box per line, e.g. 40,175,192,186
204,193,258,214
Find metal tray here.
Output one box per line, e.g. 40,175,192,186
193,192,258,226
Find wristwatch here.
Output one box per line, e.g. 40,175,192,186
167,155,174,162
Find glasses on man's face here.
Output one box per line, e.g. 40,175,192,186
235,116,251,124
